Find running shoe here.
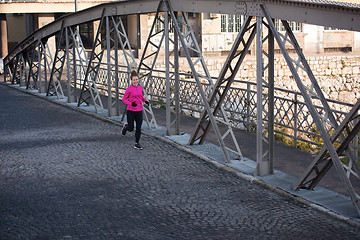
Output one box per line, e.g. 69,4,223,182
121,123,128,135
134,143,143,150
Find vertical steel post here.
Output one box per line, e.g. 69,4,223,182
294,93,298,148
255,16,274,176
12,56,20,85
165,11,171,135
10,57,15,84
38,41,47,93
255,17,265,176
67,27,77,103
268,22,275,173
106,16,116,117
164,11,180,135
106,16,120,117
19,54,27,87
114,19,120,117
174,12,180,135
246,82,251,131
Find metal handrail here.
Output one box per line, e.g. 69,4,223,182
83,63,354,150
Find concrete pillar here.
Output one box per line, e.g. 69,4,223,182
139,14,149,59
93,20,101,54
303,24,323,54
37,14,55,52
127,15,138,47
353,31,360,53
0,14,8,58
26,14,35,37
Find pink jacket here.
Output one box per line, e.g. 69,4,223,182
122,84,147,111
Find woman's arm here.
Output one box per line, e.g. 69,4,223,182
122,89,131,105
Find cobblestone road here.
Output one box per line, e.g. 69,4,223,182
1,84,360,239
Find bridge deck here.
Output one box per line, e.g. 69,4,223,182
1,80,360,239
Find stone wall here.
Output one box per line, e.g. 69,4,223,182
171,54,360,108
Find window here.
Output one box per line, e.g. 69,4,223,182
235,15,242,32
155,15,165,33
79,22,94,49
155,15,183,34
275,20,302,32
221,15,226,32
221,15,244,33
324,27,342,31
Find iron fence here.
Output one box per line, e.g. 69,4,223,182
86,63,355,151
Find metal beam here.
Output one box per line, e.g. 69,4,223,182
106,16,119,117
165,10,180,135
26,42,40,90
110,14,158,128
111,16,137,71
164,0,243,163
66,27,81,103
136,2,169,129
261,3,360,216
8,55,19,85
47,21,66,99
37,40,48,93
295,98,360,190
189,16,256,162
78,9,105,112
6,0,360,64
18,54,28,87
254,17,275,176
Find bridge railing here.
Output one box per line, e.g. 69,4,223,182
86,61,354,152
4,54,351,152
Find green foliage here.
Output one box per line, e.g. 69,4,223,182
339,152,360,166
152,97,166,110
274,132,293,147
274,126,322,153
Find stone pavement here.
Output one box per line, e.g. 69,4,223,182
1,83,360,239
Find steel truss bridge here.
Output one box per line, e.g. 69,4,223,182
3,0,360,216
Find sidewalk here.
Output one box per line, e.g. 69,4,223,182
1,80,360,226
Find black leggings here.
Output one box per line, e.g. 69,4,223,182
126,110,143,143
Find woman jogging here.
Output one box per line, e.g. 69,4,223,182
121,70,149,150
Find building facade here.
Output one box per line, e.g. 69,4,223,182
1,0,360,59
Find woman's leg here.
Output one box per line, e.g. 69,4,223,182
134,111,143,143
126,110,135,132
